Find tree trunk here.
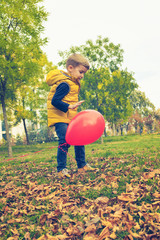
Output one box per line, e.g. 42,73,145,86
1,94,13,157
104,127,107,137
22,118,30,145
112,123,116,136
120,125,123,136
100,135,103,144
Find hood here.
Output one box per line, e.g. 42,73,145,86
46,70,71,86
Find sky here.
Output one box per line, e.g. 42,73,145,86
42,0,160,109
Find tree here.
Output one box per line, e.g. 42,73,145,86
154,109,160,133
144,114,154,133
154,108,160,121
80,68,137,125
128,111,144,134
0,0,48,156
107,70,137,125
58,36,124,72
12,54,52,145
130,90,155,116
58,36,138,136
129,90,155,134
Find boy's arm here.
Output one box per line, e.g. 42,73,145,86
51,82,70,112
51,82,85,111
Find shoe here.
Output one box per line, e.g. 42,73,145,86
78,164,98,173
58,168,71,178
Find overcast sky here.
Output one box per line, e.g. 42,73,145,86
42,0,160,109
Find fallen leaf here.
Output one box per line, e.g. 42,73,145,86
153,192,160,198
98,226,110,240
39,214,48,225
110,232,117,239
85,224,96,233
84,233,98,240
129,230,141,238
118,193,137,202
11,228,19,235
85,217,100,227
24,232,31,240
95,197,109,205
134,222,140,230
7,237,19,240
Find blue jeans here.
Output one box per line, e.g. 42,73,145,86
55,122,86,172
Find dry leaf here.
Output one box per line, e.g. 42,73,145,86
84,233,98,240
153,192,160,198
39,214,48,225
24,232,31,240
134,222,140,230
7,237,19,240
85,224,96,233
129,230,141,238
7,238,14,240
98,226,110,240
11,228,19,235
37,234,58,240
118,193,137,202
110,232,117,239
95,197,109,205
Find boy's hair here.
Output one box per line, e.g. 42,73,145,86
66,53,90,70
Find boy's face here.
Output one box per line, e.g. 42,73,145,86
67,64,88,81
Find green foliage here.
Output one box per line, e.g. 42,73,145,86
27,127,57,144
59,36,124,71
80,67,111,112
80,68,137,124
0,0,49,154
58,36,138,125
12,54,52,128
0,0,48,97
58,36,156,130
15,134,24,145
130,90,155,116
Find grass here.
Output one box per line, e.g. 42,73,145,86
0,134,160,239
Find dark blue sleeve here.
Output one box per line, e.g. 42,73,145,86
51,82,70,112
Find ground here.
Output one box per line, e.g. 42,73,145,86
0,134,160,239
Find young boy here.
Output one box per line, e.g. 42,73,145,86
46,53,94,177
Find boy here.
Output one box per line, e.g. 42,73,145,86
46,53,94,177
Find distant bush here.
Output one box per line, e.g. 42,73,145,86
16,134,24,145
0,138,7,146
28,127,58,144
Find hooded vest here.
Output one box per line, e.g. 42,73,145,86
46,69,80,127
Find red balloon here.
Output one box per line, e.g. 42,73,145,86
66,110,105,145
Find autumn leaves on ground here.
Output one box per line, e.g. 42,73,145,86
0,134,160,240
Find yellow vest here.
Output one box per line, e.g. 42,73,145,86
46,69,80,127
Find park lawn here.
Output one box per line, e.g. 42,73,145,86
0,134,160,239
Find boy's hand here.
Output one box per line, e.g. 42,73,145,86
68,100,85,109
